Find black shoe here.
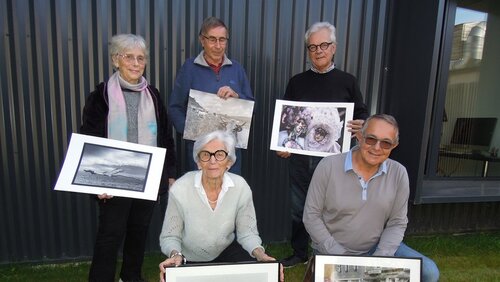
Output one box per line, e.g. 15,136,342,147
119,278,147,282
280,255,308,268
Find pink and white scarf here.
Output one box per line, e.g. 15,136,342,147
107,71,157,146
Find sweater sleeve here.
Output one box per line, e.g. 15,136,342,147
373,164,409,256
159,191,184,256
168,63,191,133
80,83,108,137
303,158,347,254
236,64,254,101
350,77,369,120
152,86,177,183
234,179,263,256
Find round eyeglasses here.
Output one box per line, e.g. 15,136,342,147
202,35,229,45
117,53,147,65
363,136,396,150
307,42,333,52
198,150,228,162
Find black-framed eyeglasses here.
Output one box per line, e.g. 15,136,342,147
307,42,333,52
117,53,147,65
363,135,396,150
198,150,228,162
202,34,229,45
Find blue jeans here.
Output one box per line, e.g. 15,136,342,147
394,242,440,282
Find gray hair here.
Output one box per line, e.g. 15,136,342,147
304,22,337,45
199,17,229,38
193,130,237,163
361,114,400,143
109,34,148,58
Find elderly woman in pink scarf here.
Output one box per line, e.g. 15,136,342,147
80,33,176,282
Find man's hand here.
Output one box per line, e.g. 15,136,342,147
217,86,239,99
276,151,291,158
347,119,365,136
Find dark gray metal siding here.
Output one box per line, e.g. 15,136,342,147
6,0,494,264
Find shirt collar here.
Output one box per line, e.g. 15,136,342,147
194,51,232,67
194,170,234,192
310,62,335,74
344,146,388,174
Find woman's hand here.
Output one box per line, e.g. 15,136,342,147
158,252,185,282
252,247,285,282
217,86,239,99
168,178,176,188
97,193,113,202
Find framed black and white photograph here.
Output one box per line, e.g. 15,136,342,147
314,255,422,282
183,89,254,149
164,261,280,282
270,100,354,157
54,133,166,201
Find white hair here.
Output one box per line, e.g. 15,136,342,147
304,22,337,45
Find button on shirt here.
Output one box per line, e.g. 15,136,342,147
344,149,388,200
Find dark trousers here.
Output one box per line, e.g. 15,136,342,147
189,240,254,264
88,197,156,282
289,155,322,259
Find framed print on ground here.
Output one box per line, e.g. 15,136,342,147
270,100,354,157
314,254,422,282
54,133,166,201
183,89,254,149
165,261,279,282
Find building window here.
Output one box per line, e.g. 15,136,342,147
420,0,500,203
437,2,499,178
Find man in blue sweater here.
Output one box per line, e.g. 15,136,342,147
169,17,254,175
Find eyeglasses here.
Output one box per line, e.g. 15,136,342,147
198,150,228,162
363,135,396,150
202,35,229,45
117,53,147,65
307,42,333,52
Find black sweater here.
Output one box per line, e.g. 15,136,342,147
283,68,369,120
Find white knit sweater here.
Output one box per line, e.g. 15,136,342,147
159,171,263,261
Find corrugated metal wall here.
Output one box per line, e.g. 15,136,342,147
1,0,388,263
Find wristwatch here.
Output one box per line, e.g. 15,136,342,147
170,251,187,264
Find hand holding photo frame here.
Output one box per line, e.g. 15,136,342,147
183,89,254,149
164,261,280,282
54,133,166,201
305,254,422,282
270,100,354,157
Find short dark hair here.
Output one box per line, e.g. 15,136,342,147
199,17,229,38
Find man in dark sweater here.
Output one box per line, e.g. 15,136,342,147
277,21,369,268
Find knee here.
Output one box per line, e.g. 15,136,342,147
422,258,440,282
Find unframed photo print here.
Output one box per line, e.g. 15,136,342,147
183,89,254,149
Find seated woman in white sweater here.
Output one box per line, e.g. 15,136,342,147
159,130,281,281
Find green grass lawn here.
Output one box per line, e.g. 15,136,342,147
1,232,498,281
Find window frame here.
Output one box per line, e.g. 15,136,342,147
416,0,500,204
